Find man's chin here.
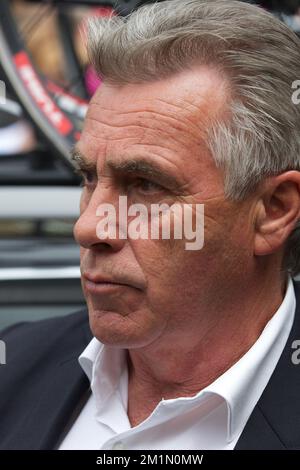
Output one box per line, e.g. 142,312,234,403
88,307,158,349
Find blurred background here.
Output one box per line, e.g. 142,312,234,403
0,0,300,329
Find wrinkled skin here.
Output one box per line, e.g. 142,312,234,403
74,66,299,424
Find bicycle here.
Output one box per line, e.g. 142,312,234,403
0,0,156,170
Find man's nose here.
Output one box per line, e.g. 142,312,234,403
73,186,126,252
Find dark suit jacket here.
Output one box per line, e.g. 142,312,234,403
1,282,300,450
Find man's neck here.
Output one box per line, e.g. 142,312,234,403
126,274,287,427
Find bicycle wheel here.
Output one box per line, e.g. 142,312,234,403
0,0,152,167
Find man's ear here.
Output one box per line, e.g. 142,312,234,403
254,171,300,256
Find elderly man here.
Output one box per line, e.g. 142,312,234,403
1,0,300,450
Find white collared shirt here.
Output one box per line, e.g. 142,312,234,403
59,278,295,450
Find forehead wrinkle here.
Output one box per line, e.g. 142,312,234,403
85,110,207,154
79,69,229,177
86,96,221,152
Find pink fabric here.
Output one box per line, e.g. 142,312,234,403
85,65,101,96
81,7,114,96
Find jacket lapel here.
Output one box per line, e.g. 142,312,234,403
235,281,300,450
1,312,92,450
32,319,92,450
25,356,91,450
234,405,286,449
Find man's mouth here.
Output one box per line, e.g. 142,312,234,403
82,271,144,292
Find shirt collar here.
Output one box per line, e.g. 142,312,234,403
79,277,295,442
79,338,127,412
205,276,295,441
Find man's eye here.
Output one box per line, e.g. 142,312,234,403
134,178,163,194
77,170,95,188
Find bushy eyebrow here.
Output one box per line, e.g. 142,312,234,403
70,146,97,174
106,158,182,190
70,146,183,191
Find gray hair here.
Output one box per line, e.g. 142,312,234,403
87,0,300,275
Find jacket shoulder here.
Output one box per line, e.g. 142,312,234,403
0,309,91,450
0,309,91,375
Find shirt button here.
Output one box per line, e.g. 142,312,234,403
112,441,126,450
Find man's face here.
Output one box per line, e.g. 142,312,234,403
74,66,255,350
